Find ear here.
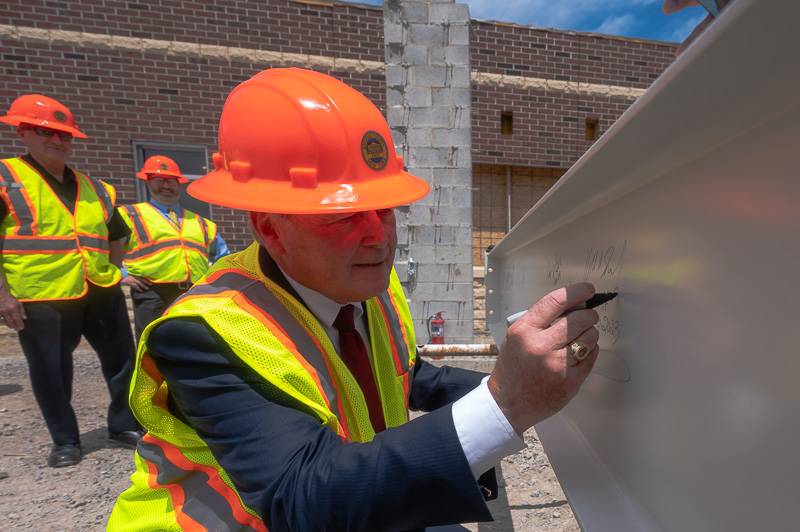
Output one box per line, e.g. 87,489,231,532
249,212,286,258
16,126,26,140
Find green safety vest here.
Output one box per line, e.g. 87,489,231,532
108,242,416,531
0,156,120,301
119,203,216,284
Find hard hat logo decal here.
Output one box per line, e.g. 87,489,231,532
53,110,68,123
361,131,388,171
160,163,169,170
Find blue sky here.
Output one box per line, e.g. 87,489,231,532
345,0,708,43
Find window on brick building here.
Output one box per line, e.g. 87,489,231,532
132,142,212,218
585,117,600,141
500,112,513,135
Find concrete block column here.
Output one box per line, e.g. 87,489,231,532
384,0,473,343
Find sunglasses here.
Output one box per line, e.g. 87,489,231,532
25,126,73,141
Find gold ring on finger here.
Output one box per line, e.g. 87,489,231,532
568,341,590,366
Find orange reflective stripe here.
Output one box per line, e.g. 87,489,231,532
140,434,268,531
375,293,411,375
143,456,205,532
125,239,184,260
233,292,348,439
182,270,350,439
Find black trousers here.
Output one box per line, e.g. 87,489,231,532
130,283,187,342
18,283,139,446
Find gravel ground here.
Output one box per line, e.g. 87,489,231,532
0,336,579,531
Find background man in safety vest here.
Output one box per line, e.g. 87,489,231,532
119,155,229,340
0,94,141,468
110,69,600,531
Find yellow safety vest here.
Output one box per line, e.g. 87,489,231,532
109,242,416,531
119,203,217,284
0,156,120,302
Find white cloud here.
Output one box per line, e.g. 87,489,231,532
593,13,637,35
666,11,706,41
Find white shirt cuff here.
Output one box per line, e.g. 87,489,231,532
452,376,525,478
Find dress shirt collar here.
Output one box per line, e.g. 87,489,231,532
278,265,364,329
149,198,181,215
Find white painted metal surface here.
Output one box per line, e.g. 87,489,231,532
485,1,800,530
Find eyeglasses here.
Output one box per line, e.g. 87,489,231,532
26,126,73,141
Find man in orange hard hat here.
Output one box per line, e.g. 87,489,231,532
119,155,229,340
111,69,600,531
0,94,141,468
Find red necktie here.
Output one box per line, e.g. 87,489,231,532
333,304,385,433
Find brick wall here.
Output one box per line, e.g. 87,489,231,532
0,0,385,61
1,0,675,254
470,20,675,168
0,0,386,250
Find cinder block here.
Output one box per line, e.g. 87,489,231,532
447,65,471,88
409,107,450,127
410,147,453,167
448,24,470,45
444,45,470,65
404,86,432,107
385,64,407,86
386,86,404,106
432,205,472,226
409,23,446,46
410,64,447,87
385,42,404,64
386,105,409,127
433,168,470,185
404,44,429,66
406,128,432,146
431,127,471,147
401,2,429,23
383,20,404,44
432,87,471,107
450,186,473,208
451,106,470,128
422,262,471,283
408,204,435,224
434,245,472,263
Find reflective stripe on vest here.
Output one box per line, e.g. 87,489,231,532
179,269,350,434
0,157,120,301
84,175,114,223
120,203,212,283
0,163,34,235
125,238,206,260
111,244,416,530
121,204,150,244
138,435,268,532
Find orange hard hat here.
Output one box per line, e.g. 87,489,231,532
0,94,87,138
136,155,189,183
188,68,430,214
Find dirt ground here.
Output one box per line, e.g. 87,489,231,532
0,334,579,531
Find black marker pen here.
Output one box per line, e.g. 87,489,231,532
505,292,618,327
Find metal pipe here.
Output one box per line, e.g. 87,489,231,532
418,344,498,356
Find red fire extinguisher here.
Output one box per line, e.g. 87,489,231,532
427,312,445,344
